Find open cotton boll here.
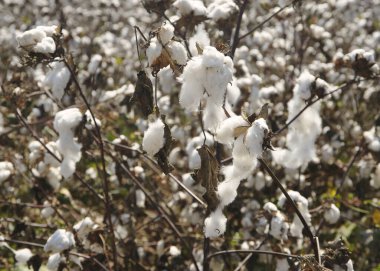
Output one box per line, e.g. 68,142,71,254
204,207,227,238
0,161,14,183
136,189,146,208
189,24,210,56
324,204,340,224
295,70,315,100
270,213,288,240
203,101,228,133
146,38,162,66
364,127,380,152
53,108,83,179
245,118,268,157
202,46,225,68
179,56,205,110
142,118,165,156
14,248,33,264
17,25,57,54
169,246,181,257
44,62,71,100
173,0,207,16
217,174,241,206
167,41,187,65
84,110,101,130
73,217,95,239
207,0,238,22
47,253,63,271
232,136,258,177
215,115,249,145
159,23,174,45
41,201,55,218
44,229,75,253
88,54,102,74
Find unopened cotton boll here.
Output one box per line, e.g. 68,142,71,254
204,208,227,238
14,248,33,264
44,229,75,253
324,204,340,224
142,118,165,156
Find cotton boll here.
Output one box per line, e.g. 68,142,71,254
159,23,174,45
189,24,210,56
74,217,95,239
204,207,227,238
17,25,57,53
47,253,63,271
44,62,71,101
270,213,288,240
142,118,165,156
207,0,238,22
158,66,176,94
173,0,207,16
84,110,101,130
203,101,227,132
0,161,14,183
215,115,249,145
202,46,225,68
295,70,315,100
324,204,340,224
136,189,146,208
44,229,75,253
146,38,162,66
167,41,187,65
169,246,181,257
88,54,102,74
33,37,56,53
244,118,268,157
156,240,165,257
263,202,278,213
41,201,55,218
14,248,33,264
44,141,61,167
232,136,257,177
54,108,83,179
46,167,61,191
179,56,205,111
217,177,241,206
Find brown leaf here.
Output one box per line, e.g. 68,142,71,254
129,70,154,118
193,145,220,211
233,125,250,138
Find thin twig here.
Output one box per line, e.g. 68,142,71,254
230,0,249,59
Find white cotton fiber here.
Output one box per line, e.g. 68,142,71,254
215,115,249,145
245,118,268,157
44,62,71,100
15,248,33,264
173,0,207,16
44,229,76,253
159,23,174,45
17,25,57,54
207,0,238,22
142,118,165,156
189,24,210,56
204,207,227,238
179,56,205,110
146,38,162,66
0,161,14,183
167,41,187,65
53,108,83,179
88,54,102,74
324,204,340,224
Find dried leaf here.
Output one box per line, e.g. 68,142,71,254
27,254,42,271
175,15,208,34
193,145,220,211
154,115,174,174
130,70,154,118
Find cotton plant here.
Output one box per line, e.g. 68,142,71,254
204,116,270,238
334,49,379,78
273,70,330,169
43,61,71,101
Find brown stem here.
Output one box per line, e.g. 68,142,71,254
230,0,249,59
63,59,118,270
208,249,299,260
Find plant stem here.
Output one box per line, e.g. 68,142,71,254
230,0,249,59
